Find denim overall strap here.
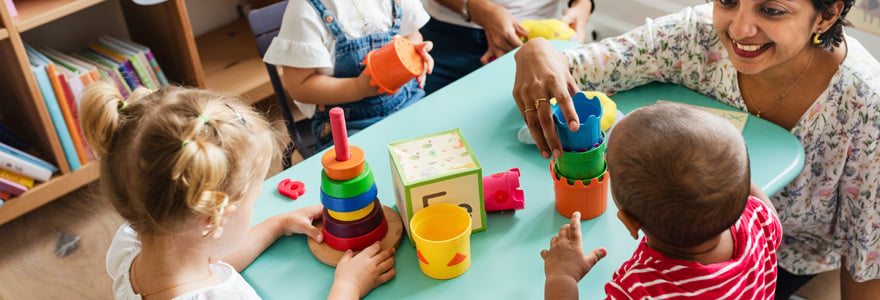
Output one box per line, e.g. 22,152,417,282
309,0,424,150
307,0,346,43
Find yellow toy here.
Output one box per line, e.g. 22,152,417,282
581,91,617,131
520,19,575,42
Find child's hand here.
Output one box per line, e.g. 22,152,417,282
329,242,396,299
414,41,434,89
541,211,607,282
277,204,324,242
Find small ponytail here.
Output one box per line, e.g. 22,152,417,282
80,82,152,157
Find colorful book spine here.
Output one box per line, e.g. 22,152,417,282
0,142,58,173
0,143,53,181
48,65,88,165
30,64,80,172
0,169,34,188
144,51,169,86
0,177,26,196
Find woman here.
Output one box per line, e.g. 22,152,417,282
512,0,879,299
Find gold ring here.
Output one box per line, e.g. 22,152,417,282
523,108,537,113
535,98,551,108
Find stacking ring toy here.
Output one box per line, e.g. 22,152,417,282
321,146,365,181
321,184,377,212
321,162,374,199
322,216,388,251
327,201,375,222
322,200,386,238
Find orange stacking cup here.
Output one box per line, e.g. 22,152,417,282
550,159,609,220
362,36,424,95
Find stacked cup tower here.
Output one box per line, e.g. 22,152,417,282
550,92,610,220
320,108,388,251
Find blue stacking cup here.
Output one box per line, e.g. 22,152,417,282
552,92,602,151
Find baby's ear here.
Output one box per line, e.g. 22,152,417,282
616,210,641,240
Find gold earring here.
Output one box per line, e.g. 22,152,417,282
813,31,823,45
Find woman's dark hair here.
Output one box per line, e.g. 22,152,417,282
813,0,855,50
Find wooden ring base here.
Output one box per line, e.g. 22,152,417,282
309,205,403,267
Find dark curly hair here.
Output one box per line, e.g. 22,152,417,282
812,0,855,50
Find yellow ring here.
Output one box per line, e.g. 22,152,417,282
535,98,549,108
523,108,537,113
327,201,375,221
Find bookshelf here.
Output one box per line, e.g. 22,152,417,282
0,0,220,226
198,19,271,105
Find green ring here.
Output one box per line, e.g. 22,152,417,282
321,162,375,199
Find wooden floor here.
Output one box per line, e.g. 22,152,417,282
0,98,840,299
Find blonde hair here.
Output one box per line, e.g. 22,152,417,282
80,82,283,236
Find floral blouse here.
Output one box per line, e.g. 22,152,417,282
565,4,880,281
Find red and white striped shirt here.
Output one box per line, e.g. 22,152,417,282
605,196,782,300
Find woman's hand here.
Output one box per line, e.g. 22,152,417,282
277,204,324,241
329,242,396,299
414,41,435,89
470,1,529,64
561,0,593,43
513,38,580,159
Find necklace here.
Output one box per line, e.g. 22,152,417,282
740,48,814,118
131,255,214,297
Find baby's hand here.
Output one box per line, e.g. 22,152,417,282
540,212,606,282
276,204,324,241
414,41,434,89
330,242,396,299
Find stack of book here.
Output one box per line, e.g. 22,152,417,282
10,36,169,202
0,137,58,204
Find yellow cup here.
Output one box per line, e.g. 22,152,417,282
411,203,472,279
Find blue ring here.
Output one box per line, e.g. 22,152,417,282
321,184,378,212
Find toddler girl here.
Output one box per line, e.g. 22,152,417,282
263,0,434,150
81,82,395,299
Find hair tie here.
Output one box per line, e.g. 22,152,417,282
118,101,128,111
198,114,209,124
182,140,190,149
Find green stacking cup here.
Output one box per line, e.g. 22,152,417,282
556,132,606,180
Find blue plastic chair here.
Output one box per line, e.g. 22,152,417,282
247,0,317,163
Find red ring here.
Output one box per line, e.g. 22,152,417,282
322,199,385,238
322,216,388,251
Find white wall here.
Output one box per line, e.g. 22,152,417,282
591,0,879,58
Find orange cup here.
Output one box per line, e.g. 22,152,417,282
362,36,424,95
550,159,609,220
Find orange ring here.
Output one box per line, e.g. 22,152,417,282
322,146,365,181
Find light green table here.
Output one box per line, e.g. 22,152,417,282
243,41,804,299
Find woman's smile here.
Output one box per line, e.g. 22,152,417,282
730,36,772,58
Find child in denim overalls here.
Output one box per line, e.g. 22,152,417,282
264,0,433,150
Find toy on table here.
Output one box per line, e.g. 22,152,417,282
483,168,524,212
388,128,486,246
308,107,403,267
550,92,611,220
277,179,305,200
361,35,424,95
410,203,472,279
519,19,576,42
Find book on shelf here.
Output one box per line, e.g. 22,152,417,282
0,176,27,196
88,43,146,90
95,37,158,90
24,44,81,172
4,0,16,18
0,145,53,182
0,142,59,174
0,167,35,189
101,36,169,87
46,64,89,165
74,50,133,97
39,47,100,161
